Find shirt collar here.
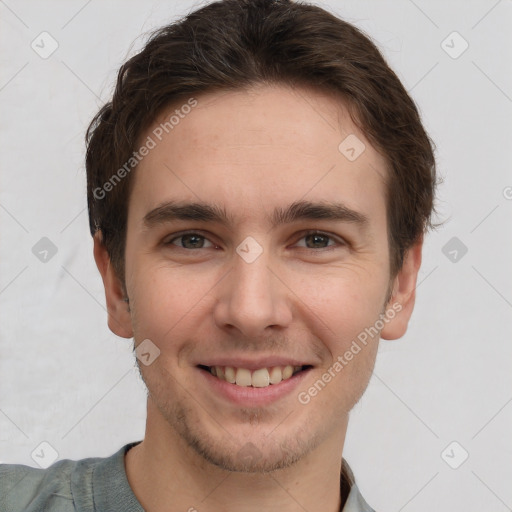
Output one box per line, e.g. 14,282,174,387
340,459,376,512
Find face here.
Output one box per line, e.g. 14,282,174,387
96,84,421,473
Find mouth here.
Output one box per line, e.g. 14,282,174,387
197,364,313,388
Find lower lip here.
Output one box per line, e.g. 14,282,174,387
197,366,312,407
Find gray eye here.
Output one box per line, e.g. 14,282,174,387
167,233,215,249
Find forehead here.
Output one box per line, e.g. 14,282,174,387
129,84,389,231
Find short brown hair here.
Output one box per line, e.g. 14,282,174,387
86,0,440,287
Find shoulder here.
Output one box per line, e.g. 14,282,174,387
0,457,80,512
0,442,140,512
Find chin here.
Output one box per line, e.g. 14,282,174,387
175,407,322,474
192,434,316,473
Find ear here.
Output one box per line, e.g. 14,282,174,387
93,232,133,339
380,236,423,340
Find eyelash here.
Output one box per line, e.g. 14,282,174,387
164,230,346,251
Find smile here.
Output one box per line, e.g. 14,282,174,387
196,363,313,407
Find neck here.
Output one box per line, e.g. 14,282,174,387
125,400,350,512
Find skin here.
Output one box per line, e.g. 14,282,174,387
94,83,422,512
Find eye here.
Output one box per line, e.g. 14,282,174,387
165,231,216,249
163,230,345,251
294,230,345,250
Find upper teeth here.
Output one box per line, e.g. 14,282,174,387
210,365,302,387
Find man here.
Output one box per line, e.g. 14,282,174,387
0,0,438,510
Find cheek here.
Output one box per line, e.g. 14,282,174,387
128,261,220,347
299,264,388,344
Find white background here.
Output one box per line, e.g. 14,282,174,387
1,1,511,510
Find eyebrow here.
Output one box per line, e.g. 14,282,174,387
142,199,370,231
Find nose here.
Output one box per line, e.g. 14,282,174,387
213,247,293,338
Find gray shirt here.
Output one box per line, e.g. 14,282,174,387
0,441,376,511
